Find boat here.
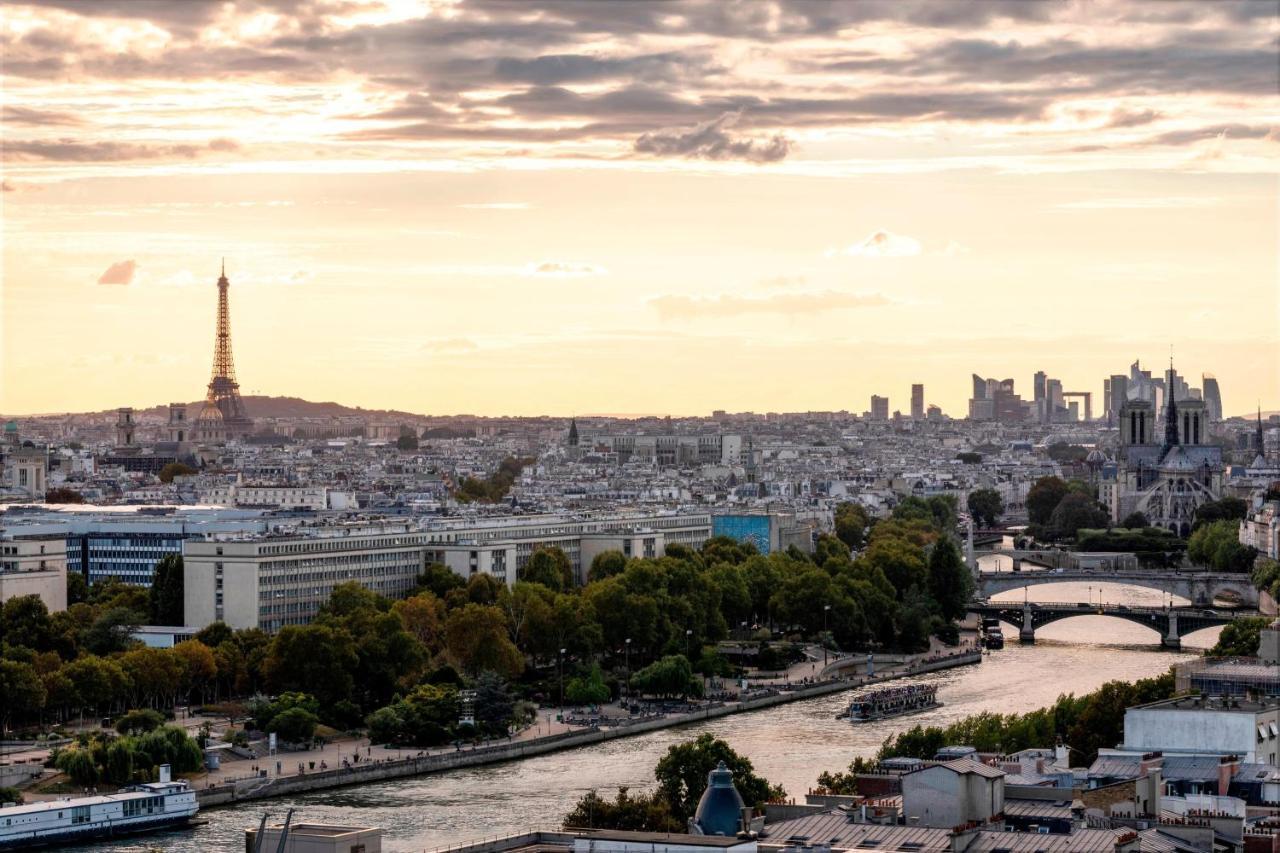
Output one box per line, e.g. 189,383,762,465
838,684,941,722
983,627,1005,650
0,766,198,850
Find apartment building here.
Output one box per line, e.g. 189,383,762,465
183,521,429,631
0,533,68,611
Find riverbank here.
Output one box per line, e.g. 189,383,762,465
196,648,982,807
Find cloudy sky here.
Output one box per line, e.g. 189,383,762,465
2,0,1277,417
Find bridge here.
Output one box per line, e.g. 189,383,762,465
970,602,1258,649
977,569,1259,609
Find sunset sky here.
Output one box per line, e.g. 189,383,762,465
2,0,1277,417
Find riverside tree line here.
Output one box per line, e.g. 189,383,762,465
1,496,974,752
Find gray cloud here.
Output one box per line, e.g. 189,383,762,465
3,138,240,162
97,259,137,285
634,112,792,163
2,105,84,126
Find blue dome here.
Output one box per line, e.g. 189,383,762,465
694,761,746,836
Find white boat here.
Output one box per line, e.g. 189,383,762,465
0,766,198,850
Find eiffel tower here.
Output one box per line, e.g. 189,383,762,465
195,261,254,441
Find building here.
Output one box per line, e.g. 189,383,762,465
199,484,331,511
911,385,925,421
712,512,811,555
246,823,384,853
183,521,429,631
1123,695,1280,765
1240,500,1280,560
1202,374,1223,422
900,758,1006,829
423,512,714,585
1105,366,1224,535
870,396,889,421
0,533,68,612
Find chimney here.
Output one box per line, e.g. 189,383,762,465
1217,756,1237,797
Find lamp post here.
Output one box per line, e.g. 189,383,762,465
558,648,566,711
823,604,831,665
685,629,692,660
624,638,631,699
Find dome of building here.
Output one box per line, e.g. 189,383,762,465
1085,449,1106,465
3,420,16,433
693,761,746,837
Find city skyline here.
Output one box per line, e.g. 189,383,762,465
2,0,1278,416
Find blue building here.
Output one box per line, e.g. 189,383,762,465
712,514,776,554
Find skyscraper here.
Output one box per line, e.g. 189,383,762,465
870,395,889,420
1202,374,1223,422
910,384,925,420
1033,371,1047,404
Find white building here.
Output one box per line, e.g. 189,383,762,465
199,483,331,511
0,534,68,612
183,521,428,631
1240,500,1280,560
900,759,1006,829
1124,696,1280,765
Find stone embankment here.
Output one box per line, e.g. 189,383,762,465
197,649,981,807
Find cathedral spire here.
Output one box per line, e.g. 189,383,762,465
1162,362,1180,454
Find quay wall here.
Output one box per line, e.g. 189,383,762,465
198,652,981,808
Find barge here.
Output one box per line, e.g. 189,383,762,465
838,684,941,723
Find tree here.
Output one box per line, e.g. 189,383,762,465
445,604,524,678
588,551,628,582
0,660,46,733
115,708,165,735
654,734,785,821
1207,617,1269,657
150,554,185,626
1188,520,1258,572
564,788,679,832
171,640,217,704
416,563,465,598
81,607,140,656
66,571,89,606
1027,476,1070,527
56,747,99,787
966,489,1004,528
391,593,446,654
1121,511,1150,529
396,429,420,451
566,663,611,705
269,707,319,743
927,539,972,621
1048,492,1109,541
263,624,359,708
955,452,982,465
631,655,699,699
1193,497,1248,529
158,462,196,483
521,547,574,591
1046,443,1088,464
473,671,516,735
43,487,85,504
1,595,53,651
859,537,928,598
834,502,871,550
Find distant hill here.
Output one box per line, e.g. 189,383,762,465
1230,410,1279,421
94,396,423,421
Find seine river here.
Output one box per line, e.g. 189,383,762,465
69,576,1222,853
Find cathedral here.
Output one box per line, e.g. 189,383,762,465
1103,366,1224,536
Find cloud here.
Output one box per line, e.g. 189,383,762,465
527,261,607,277
830,231,923,258
1106,108,1162,129
2,105,84,126
1055,196,1221,210
97,260,137,285
422,337,479,354
650,290,890,319
633,111,792,163
1,181,15,193
3,138,241,162
460,202,531,210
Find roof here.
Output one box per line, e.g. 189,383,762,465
1086,756,1142,780
1002,799,1074,819
1160,756,1224,782
931,758,1005,779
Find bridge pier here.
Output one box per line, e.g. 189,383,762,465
1162,613,1181,650
1019,604,1035,644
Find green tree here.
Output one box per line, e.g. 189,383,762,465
1027,476,1070,527
1,595,53,651
521,547,575,591
834,502,871,550
445,603,524,678
1188,520,1258,572
1207,617,1270,657
1048,492,1109,541
566,663,611,705
149,554,185,626
0,659,46,733
416,563,466,599
81,606,140,656
473,671,516,734
66,571,89,606
268,706,319,742
631,655,699,698
927,539,973,621
1121,511,1150,529
563,788,679,832
588,551,628,582
43,487,84,504
396,429,420,451
115,708,165,735
967,489,1004,528
654,734,785,821
1193,497,1248,529
158,462,196,483
56,747,100,787
104,740,134,784
263,624,359,708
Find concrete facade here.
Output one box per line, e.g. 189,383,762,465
1124,697,1280,765
901,759,1005,830
0,534,67,612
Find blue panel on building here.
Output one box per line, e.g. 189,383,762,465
712,515,772,555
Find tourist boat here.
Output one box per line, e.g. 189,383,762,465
983,627,1005,650
0,768,198,850
838,684,941,723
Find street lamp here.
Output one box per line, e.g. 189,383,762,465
624,638,631,698
823,605,831,665
558,648,566,711
685,629,693,660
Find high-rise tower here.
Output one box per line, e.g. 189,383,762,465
195,262,253,442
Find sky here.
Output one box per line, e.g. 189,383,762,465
1,0,1278,418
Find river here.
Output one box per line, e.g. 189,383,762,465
65,577,1224,853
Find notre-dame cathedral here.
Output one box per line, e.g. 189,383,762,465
1103,366,1224,536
